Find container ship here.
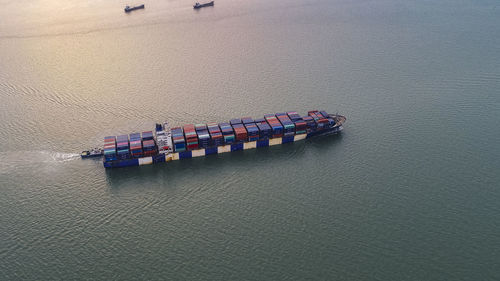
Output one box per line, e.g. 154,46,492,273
124,4,145,13
193,1,214,9
98,110,345,168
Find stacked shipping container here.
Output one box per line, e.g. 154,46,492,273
231,123,248,142
183,125,199,150
319,111,336,128
230,119,242,125
276,112,295,137
141,131,157,156
286,111,302,122
308,111,329,130
195,124,210,148
244,122,259,141
116,135,130,160
104,136,117,161
129,133,143,158
286,111,306,135
254,118,272,139
241,117,254,124
219,123,235,144
302,116,316,133
264,114,283,138
207,123,224,146
171,127,186,152
142,131,154,140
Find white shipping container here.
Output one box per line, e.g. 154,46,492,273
269,138,282,146
243,141,257,150
192,149,205,157
138,157,153,165
217,145,231,153
294,134,307,141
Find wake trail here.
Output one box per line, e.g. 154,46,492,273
0,151,81,173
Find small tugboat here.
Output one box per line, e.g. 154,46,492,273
193,1,214,9
124,4,145,13
81,148,104,159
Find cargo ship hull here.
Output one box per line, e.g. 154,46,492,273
101,111,345,169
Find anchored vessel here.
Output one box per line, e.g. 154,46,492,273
193,1,214,9
124,4,145,13
101,110,345,168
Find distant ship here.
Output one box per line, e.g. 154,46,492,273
193,1,214,9
124,4,145,13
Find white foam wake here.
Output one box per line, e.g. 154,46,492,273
0,151,81,170
39,151,81,162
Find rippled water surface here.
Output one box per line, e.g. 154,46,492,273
1,0,500,280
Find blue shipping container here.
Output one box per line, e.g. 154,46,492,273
257,139,269,148
282,135,294,143
230,119,242,125
179,151,192,159
205,147,218,155
231,143,244,151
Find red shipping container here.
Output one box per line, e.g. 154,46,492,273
183,124,195,132
235,133,247,141
187,144,199,150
